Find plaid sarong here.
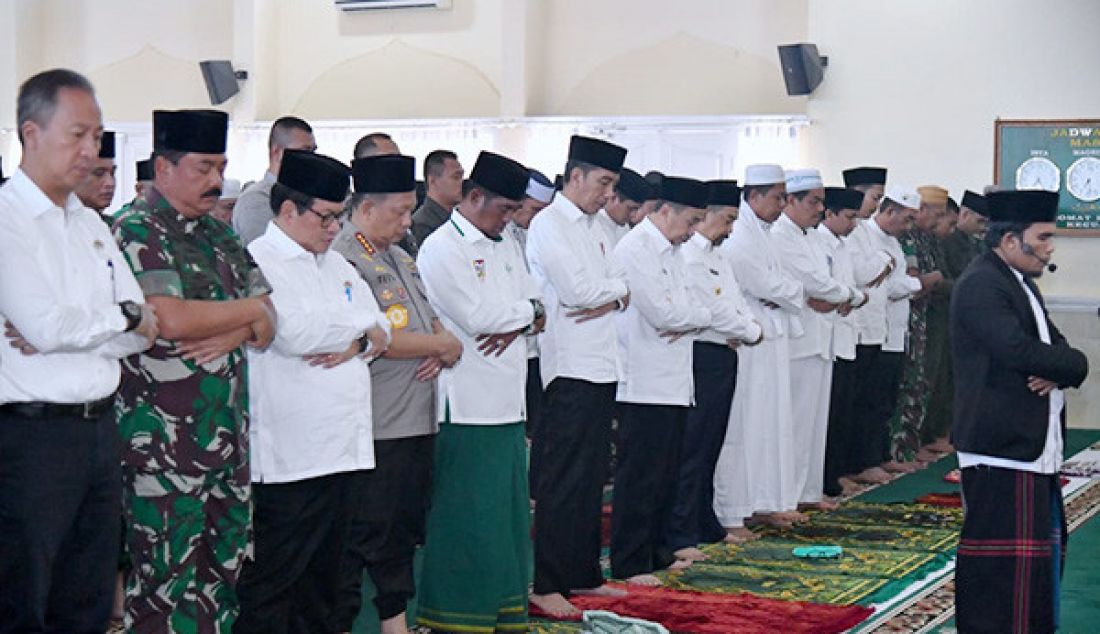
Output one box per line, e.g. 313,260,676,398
956,466,1066,633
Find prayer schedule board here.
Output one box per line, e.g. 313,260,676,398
994,119,1100,234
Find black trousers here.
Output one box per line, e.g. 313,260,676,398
0,408,120,634
525,357,544,496
236,472,351,634
823,357,858,496
665,343,736,551
851,345,904,471
336,435,434,627
610,403,687,580
532,378,616,595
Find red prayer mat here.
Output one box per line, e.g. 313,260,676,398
915,492,962,507
530,583,873,634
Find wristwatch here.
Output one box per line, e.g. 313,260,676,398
119,301,142,332
525,299,546,334
357,331,372,355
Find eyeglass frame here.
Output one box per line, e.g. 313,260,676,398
304,205,345,227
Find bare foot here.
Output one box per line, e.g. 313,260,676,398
838,477,866,496
882,460,919,473
773,510,810,524
673,547,708,562
723,527,759,543
916,448,941,463
799,498,840,511
746,513,784,528
928,438,954,453
854,467,892,484
668,558,693,570
380,613,409,634
624,573,662,586
571,584,627,597
529,593,580,618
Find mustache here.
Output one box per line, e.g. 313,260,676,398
202,188,222,198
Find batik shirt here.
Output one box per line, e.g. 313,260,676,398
113,188,271,485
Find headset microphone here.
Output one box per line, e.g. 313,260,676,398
1020,241,1057,272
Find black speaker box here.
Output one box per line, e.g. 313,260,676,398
778,43,826,96
199,60,242,105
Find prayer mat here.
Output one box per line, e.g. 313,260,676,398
754,519,958,553
1061,460,1100,478
528,583,873,634
659,562,892,604
915,492,963,507
696,540,948,581
804,500,963,529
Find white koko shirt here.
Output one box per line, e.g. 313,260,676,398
679,232,762,346
0,169,148,404
770,213,862,361
720,200,804,339
614,218,711,406
847,216,921,352
526,194,629,387
418,210,540,425
813,224,860,361
247,222,390,483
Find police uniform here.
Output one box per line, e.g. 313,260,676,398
332,154,442,629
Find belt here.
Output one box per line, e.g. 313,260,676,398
0,395,115,421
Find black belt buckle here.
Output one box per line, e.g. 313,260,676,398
83,400,97,420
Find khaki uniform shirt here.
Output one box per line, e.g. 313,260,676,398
332,225,439,440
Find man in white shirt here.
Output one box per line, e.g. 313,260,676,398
665,180,762,563
0,68,157,633
771,169,866,511
415,151,544,634
845,185,925,484
74,129,117,217
611,176,712,585
235,150,389,633
595,167,653,248
712,164,805,537
842,166,887,219
817,187,874,497
951,190,1088,633
232,116,317,246
527,136,631,616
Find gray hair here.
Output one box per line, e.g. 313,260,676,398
17,68,95,145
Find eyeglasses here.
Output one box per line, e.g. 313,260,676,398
307,207,345,227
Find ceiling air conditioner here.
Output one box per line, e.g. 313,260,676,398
336,0,452,11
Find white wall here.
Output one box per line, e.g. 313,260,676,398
803,0,1100,299
0,0,1095,423
804,0,1100,427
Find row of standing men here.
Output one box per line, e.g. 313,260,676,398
0,67,990,634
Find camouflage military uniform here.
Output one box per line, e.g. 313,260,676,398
888,229,939,461
114,189,271,633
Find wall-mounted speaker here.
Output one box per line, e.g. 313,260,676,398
777,43,827,96
199,60,248,105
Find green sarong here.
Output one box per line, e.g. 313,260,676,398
416,420,530,633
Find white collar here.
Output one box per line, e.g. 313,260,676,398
9,168,88,220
